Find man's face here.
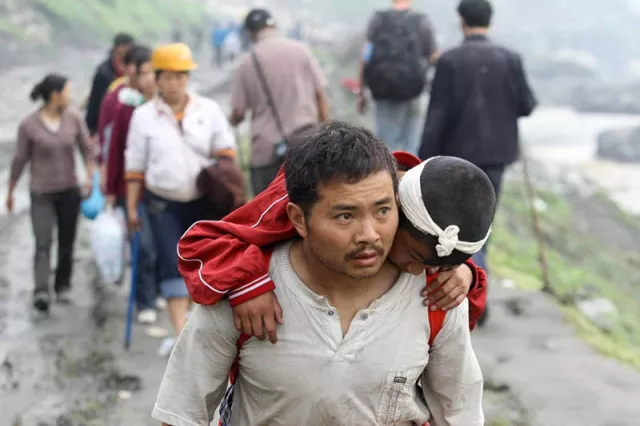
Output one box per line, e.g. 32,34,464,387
296,172,398,280
388,227,461,275
114,43,133,62
156,71,189,104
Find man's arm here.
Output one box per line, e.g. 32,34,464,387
512,53,537,118
421,299,484,426
418,55,455,160
229,64,248,126
152,304,239,426
85,70,109,135
304,46,330,123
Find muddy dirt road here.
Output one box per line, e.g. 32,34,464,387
0,48,232,426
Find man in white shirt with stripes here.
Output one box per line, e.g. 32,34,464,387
152,121,494,426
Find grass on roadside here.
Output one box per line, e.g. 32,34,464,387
489,180,640,369
33,0,206,41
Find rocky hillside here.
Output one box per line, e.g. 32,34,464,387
0,0,207,46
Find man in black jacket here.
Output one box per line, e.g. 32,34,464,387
419,0,536,279
85,33,135,136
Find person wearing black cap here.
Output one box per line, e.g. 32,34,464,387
85,33,135,137
229,8,330,196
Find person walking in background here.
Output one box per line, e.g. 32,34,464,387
212,23,228,68
6,74,96,313
124,43,236,351
104,45,160,325
96,45,148,193
85,33,135,138
418,0,536,323
358,0,438,154
230,8,329,195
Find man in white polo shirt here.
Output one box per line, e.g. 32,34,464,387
152,121,490,426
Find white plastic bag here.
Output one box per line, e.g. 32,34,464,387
91,207,126,285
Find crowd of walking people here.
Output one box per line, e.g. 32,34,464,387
5,0,536,424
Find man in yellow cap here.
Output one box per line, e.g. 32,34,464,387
124,43,237,353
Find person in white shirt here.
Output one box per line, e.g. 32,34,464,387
153,121,492,426
125,43,236,341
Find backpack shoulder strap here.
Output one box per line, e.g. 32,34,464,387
428,309,447,349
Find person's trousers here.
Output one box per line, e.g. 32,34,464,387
471,165,506,274
145,191,213,300
250,164,280,197
374,96,425,155
30,187,81,297
117,198,158,311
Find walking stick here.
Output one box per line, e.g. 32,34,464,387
520,146,554,296
124,231,140,350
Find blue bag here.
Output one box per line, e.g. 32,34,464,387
81,171,105,220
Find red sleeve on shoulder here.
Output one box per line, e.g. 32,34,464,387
178,167,297,305
464,258,487,331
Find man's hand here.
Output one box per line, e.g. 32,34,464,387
422,264,473,311
232,291,284,344
127,208,141,234
357,93,368,115
5,192,14,213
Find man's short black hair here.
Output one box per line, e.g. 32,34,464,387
400,156,496,265
113,33,135,47
284,121,398,215
457,0,493,28
124,45,152,72
244,8,276,33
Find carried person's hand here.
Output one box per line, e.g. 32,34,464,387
422,264,473,311
231,291,284,344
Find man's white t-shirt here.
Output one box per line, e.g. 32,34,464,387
152,242,484,426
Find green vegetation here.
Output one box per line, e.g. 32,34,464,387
489,179,640,369
33,0,206,41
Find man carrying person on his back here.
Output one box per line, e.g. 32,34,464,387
418,0,537,321
85,33,135,138
230,8,330,195
104,45,160,325
358,0,439,154
153,121,490,426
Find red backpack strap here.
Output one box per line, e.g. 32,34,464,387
428,309,446,348
425,272,446,348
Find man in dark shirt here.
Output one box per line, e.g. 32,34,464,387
85,33,135,137
419,0,536,280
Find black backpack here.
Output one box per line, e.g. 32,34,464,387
364,11,427,102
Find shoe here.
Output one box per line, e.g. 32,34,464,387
33,293,50,313
56,290,72,305
155,297,167,311
137,309,157,325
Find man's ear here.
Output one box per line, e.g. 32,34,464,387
286,202,308,238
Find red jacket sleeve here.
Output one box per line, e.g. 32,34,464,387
106,105,133,197
178,167,296,306
462,258,487,331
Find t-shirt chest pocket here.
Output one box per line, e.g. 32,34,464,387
181,114,211,158
376,367,423,424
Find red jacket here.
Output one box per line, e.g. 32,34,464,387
96,82,125,164
106,103,135,199
178,152,488,330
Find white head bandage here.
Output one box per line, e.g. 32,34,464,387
398,157,492,258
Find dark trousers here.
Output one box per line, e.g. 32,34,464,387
30,187,81,296
145,191,213,299
250,165,280,197
471,165,506,274
117,198,158,310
